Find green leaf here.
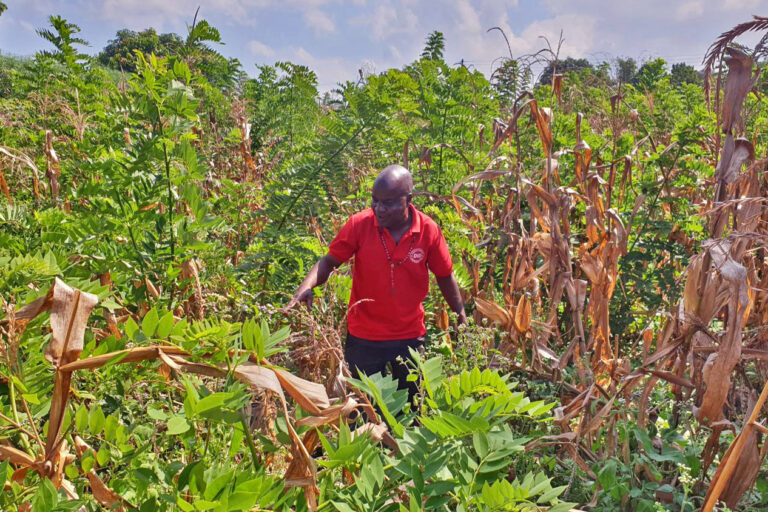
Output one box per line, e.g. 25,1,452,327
147,405,168,421
89,406,106,435
195,392,234,415
167,415,191,435
473,432,489,458
81,452,95,473
75,405,88,432
104,415,119,442
97,444,110,466
142,308,159,338
124,317,139,341
156,311,175,338
32,477,58,511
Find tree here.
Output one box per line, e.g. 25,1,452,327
633,58,668,91
616,57,637,84
421,31,445,61
537,57,593,87
0,2,7,17
36,15,89,70
491,59,531,105
670,62,701,86
98,28,183,72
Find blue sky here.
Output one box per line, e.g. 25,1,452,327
1,0,766,89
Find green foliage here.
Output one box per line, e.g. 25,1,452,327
538,57,594,87
633,58,668,92
331,355,573,511
1,13,762,512
98,28,183,72
421,31,446,61
616,57,637,84
35,15,90,70
670,62,701,87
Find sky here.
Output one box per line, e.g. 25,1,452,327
0,0,766,90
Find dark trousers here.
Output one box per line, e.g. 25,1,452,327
344,333,424,404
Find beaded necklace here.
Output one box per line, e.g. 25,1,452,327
378,228,415,295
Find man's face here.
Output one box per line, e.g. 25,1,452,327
371,182,410,229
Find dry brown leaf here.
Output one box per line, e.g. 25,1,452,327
234,363,285,399
436,309,449,330
0,160,10,205
513,295,531,333
0,445,36,467
452,169,512,195
697,240,749,423
529,100,552,156
273,368,331,415
295,397,359,428
715,135,754,184
45,278,99,367
59,346,188,372
86,472,126,511
474,297,512,330
0,146,41,198
720,48,758,133
703,379,768,511
44,131,60,198
720,429,760,507
553,74,563,102
181,258,204,320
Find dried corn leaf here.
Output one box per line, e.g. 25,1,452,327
553,74,563,102
474,297,512,329
513,295,531,333
452,169,512,195
0,445,36,467
273,368,330,415
44,131,60,198
720,429,760,507
720,48,758,133
529,100,552,156
697,240,748,423
234,363,285,399
703,379,768,511
296,397,359,428
715,135,754,184
45,278,99,367
59,346,188,372
86,472,126,511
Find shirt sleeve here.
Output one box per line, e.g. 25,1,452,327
327,215,358,263
427,225,453,277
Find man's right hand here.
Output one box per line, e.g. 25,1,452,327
285,287,313,311
283,255,342,312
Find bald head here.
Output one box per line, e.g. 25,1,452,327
371,165,414,229
374,165,413,196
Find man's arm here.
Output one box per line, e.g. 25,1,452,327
435,273,467,325
286,254,343,309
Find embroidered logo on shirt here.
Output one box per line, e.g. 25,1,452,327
409,248,425,264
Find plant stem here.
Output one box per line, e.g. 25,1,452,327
162,142,175,262
239,414,260,472
9,381,32,453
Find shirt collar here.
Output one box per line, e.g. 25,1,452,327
372,203,422,234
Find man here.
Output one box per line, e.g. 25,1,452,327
287,165,466,399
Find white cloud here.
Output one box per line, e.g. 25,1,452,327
94,0,338,29
292,46,365,88
676,0,704,20
350,1,420,42
248,39,275,57
303,9,336,34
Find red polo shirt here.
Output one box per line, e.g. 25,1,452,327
328,205,453,341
